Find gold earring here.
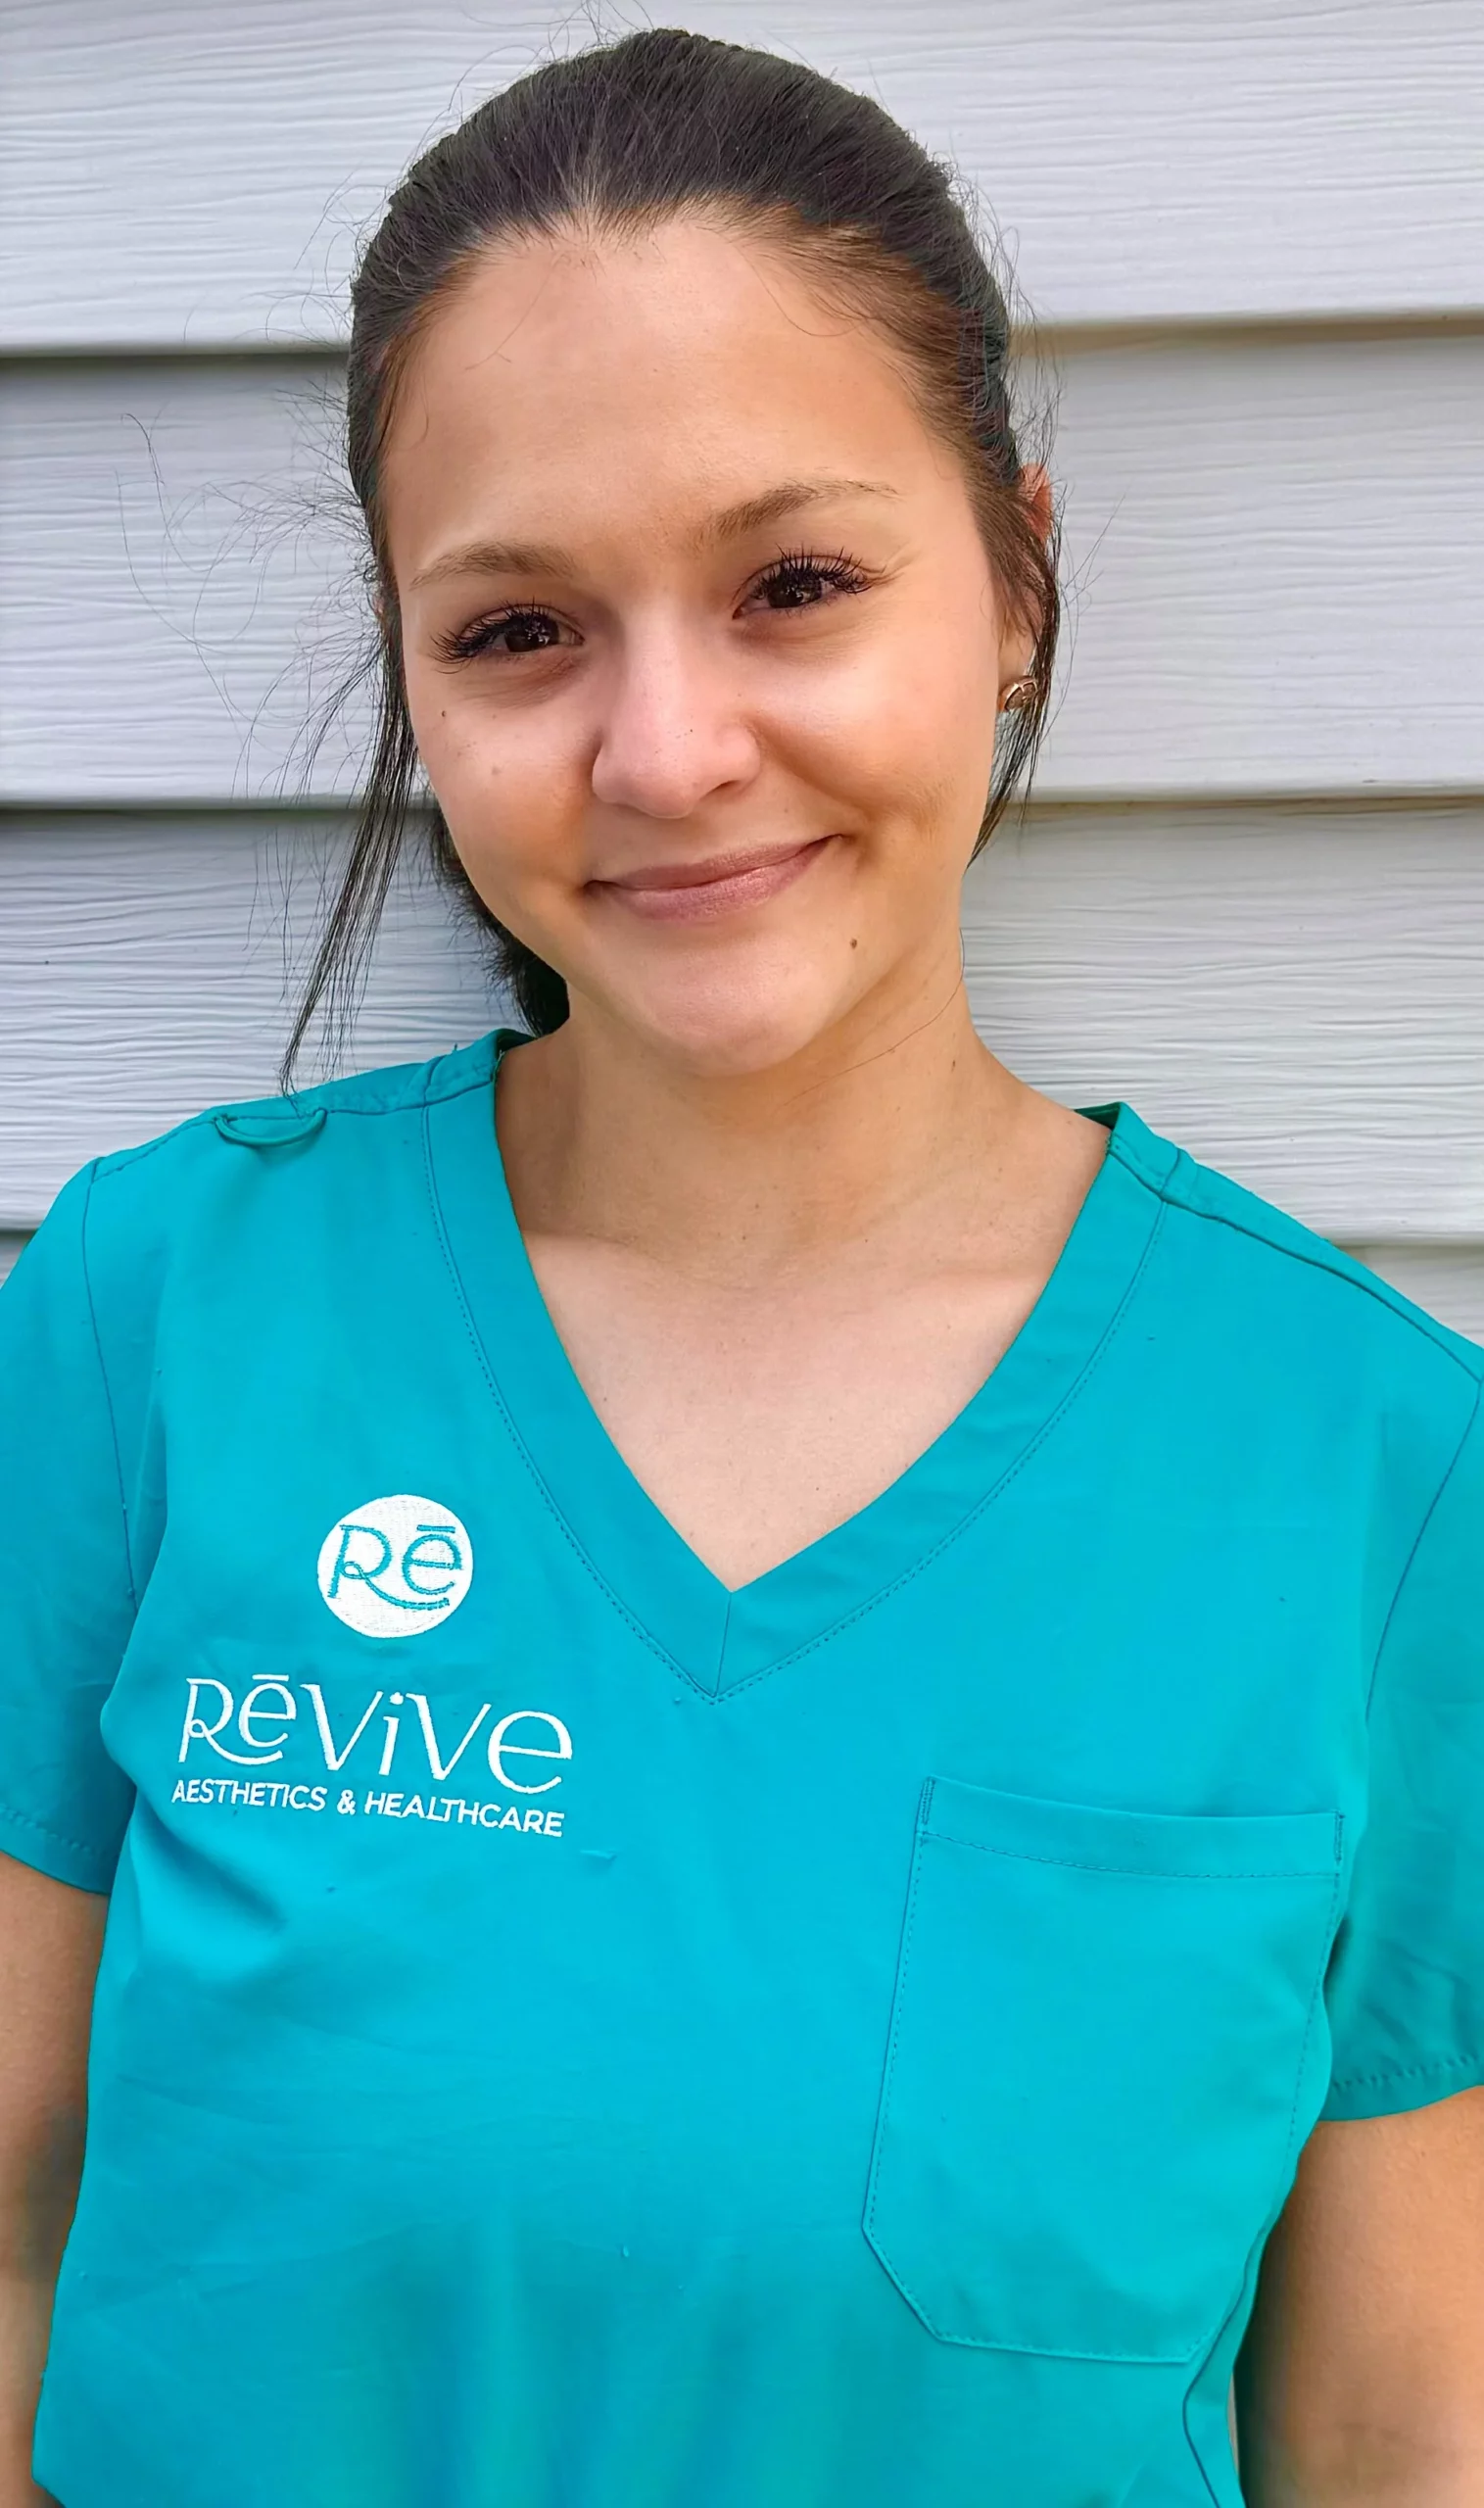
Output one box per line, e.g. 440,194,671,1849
998,675,1037,714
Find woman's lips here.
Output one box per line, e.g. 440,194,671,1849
591,835,833,925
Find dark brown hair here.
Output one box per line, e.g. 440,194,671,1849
284,24,1059,1081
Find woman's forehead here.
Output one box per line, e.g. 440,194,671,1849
381,221,937,561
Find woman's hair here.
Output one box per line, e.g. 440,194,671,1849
283,24,1060,1080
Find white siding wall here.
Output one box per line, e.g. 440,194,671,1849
2,1,1482,1333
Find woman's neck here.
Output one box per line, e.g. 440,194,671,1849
495,959,1040,1284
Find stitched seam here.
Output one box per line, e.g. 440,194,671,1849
90,1050,499,1183
925,1828,1337,1882
94,1117,217,1180
1281,1860,1345,2181
862,1814,1186,2362
0,1795,116,1870
1158,1177,1484,1382
420,1101,694,1689
707,1192,1172,1702
864,1799,1341,2368
1183,2247,1267,2506
1328,2050,1484,2096
1107,1129,1181,1197
1363,1375,1481,1717
429,1105,1163,1704
863,1821,928,2259
1184,2374,1231,2508
249,1072,496,1120
77,1160,139,1613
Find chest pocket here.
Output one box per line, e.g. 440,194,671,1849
863,1776,1344,2363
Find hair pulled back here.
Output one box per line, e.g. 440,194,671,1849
285,24,1059,1077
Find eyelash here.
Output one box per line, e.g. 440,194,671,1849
433,544,874,663
752,544,873,608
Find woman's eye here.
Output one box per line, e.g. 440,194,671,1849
437,607,569,663
744,550,872,614
435,551,872,661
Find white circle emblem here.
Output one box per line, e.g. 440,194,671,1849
316,1494,473,1640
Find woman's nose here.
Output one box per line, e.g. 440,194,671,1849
589,624,763,820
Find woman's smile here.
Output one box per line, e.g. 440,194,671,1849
589,834,838,924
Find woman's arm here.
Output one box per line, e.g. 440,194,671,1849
0,1852,105,2508
1235,2089,1484,2503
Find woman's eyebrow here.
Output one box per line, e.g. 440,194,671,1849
408,476,900,592
694,476,900,549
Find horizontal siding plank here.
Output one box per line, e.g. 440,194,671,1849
0,362,364,804
3,1,1482,345
5,335,1484,804
2,803,1481,1239
962,801,1484,1242
1343,1244,1484,1346
0,1232,28,1286
0,816,495,1224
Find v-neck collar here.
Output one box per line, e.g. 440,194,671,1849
424,1032,1174,1700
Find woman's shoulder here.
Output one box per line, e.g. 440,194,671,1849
8,1033,503,1358
87,1030,496,1236
1097,1099,1483,1569
1186,1154,1474,1378
98,1030,498,1185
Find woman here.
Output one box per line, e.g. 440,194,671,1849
1,28,1481,2508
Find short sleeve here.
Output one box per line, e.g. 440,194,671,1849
1322,1380,1484,2119
0,1164,138,1891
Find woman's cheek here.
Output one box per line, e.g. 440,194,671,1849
408,672,492,789
809,638,991,820
443,773,587,944
408,690,550,885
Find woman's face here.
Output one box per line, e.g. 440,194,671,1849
384,216,1037,1076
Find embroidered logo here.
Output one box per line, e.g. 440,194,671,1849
316,1494,473,1639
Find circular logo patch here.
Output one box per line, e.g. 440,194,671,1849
316,1494,473,1640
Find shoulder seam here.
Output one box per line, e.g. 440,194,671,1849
296,1059,495,1116
77,1161,139,1613
1105,1128,1180,1200
91,1044,498,1182
1365,1372,1483,1714
96,1113,216,1182
1156,1171,1484,1382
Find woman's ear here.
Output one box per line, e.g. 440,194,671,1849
1018,461,1055,546
993,463,1056,691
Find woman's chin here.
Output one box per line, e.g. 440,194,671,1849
595,953,864,1084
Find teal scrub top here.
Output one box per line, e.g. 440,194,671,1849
2,1029,1482,2508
